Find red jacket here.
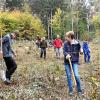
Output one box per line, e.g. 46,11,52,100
53,39,62,48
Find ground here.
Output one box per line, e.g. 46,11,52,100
0,41,100,100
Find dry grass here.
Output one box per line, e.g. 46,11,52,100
0,41,100,100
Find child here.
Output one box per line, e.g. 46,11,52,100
53,35,62,59
40,37,47,59
83,41,90,63
63,31,83,96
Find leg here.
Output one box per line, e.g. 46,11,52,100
40,48,43,58
65,64,73,92
58,48,61,59
44,48,46,59
87,53,90,62
4,57,17,80
56,48,59,58
84,53,87,62
72,63,82,92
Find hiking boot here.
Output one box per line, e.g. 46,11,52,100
4,78,11,85
78,91,84,96
69,91,74,96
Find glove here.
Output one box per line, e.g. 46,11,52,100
66,54,71,59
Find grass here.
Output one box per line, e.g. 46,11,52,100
0,41,100,100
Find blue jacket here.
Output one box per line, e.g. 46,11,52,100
2,34,14,57
83,42,90,54
63,40,81,64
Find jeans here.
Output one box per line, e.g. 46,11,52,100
40,48,46,59
3,57,17,80
55,48,61,58
65,63,82,92
84,52,90,63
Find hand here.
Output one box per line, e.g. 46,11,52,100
80,48,83,55
14,53,17,57
66,54,71,59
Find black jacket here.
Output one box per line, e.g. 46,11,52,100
63,40,81,64
40,40,47,48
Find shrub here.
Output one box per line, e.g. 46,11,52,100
0,11,46,39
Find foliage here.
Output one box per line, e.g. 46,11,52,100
6,0,24,11
51,8,72,39
0,11,46,39
92,15,100,38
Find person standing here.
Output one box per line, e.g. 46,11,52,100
63,31,83,96
83,41,90,63
53,35,62,59
2,30,19,85
40,37,47,59
35,35,41,48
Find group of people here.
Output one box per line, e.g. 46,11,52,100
35,34,90,63
0,30,91,96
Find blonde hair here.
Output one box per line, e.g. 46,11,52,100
66,31,74,39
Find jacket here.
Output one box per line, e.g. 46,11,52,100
53,39,62,48
2,34,14,57
83,42,90,53
63,40,81,64
40,40,47,48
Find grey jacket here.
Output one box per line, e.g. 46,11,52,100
2,34,14,57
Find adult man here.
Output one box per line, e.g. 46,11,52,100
40,37,47,59
53,35,62,59
2,30,19,84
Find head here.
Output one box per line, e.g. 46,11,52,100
57,35,60,39
42,37,45,41
11,30,19,39
65,31,74,42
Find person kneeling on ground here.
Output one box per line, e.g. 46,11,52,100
63,31,83,96
40,37,47,59
2,30,19,85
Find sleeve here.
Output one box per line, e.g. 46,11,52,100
63,43,68,56
46,41,48,48
53,40,56,47
78,43,83,53
40,42,42,48
2,36,9,43
60,39,63,46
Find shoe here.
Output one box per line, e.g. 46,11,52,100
4,78,11,85
69,91,74,96
78,91,84,96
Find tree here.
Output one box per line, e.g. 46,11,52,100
6,0,24,11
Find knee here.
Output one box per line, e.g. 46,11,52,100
66,73,71,80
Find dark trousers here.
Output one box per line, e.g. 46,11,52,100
40,48,46,59
3,57,17,80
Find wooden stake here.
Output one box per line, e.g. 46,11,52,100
68,58,76,86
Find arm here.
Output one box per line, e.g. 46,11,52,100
46,42,48,48
63,43,68,56
60,39,63,47
2,36,9,44
78,43,83,54
53,40,56,47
